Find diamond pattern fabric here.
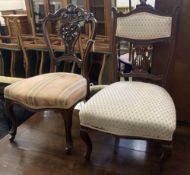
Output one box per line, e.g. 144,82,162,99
80,81,176,141
116,12,172,40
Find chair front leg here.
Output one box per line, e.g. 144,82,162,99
160,141,172,175
61,108,74,154
5,99,17,143
80,128,92,160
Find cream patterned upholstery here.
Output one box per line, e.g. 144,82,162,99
5,72,87,109
116,12,172,40
80,81,176,141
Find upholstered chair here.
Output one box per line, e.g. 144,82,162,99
79,1,179,173
4,4,96,154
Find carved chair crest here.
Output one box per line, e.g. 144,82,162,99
42,4,96,73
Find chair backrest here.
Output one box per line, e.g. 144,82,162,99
42,4,96,79
112,1,179,87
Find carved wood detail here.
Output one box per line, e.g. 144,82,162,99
42,4,97,74
131,44,153,74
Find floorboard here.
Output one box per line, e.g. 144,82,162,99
0,110,189,175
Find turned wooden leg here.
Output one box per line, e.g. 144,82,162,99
61,108,74,154
160,142,172,175
80,128,92,160
5,99,17,143
114,137,120,154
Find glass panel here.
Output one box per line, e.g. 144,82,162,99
70,0,84,8
89,0,105,35
131,0,155,8
32,0,45,33
49,0,62,13
49,0,62,34
117,0,155,12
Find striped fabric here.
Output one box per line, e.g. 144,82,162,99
4,73,87,109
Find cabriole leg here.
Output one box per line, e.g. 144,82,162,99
61,108,74,154
5,99,17,143
80,128,92,160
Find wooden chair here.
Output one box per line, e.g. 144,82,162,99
79,1,179,173
4,4,96,154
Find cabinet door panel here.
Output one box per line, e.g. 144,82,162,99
31,0,45,33
90,0,105,35
70,0,84,8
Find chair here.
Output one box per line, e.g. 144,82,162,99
4,4,96,154
79,1,179,173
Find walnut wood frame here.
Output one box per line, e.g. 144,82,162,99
112,2,179,87
5,4,96,154
80,1,179,174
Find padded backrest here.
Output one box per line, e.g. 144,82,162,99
112,2,178,86
116,12,172,40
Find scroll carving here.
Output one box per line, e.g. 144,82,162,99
60,4,95,55
131,45,153,73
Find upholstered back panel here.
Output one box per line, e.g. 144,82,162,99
116,12,172,40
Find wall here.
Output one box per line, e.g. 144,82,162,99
155,0,190,121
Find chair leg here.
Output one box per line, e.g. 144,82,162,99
5,99,17,143
80,128,92,160
160,142,172,175
61,108,74,154
114,137,120,154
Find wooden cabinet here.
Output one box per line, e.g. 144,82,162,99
0,13,30,50
25,0,115,52
70,0,115,52
25,0,68,36
2,15,30,36
71,0,114,37
1,10,30,41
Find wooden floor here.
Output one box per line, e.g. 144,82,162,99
0,110,190,175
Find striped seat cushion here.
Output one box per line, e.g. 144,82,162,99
4,73,87,109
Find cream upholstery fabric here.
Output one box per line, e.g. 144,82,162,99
80,81,176,141
4,72,87,109
116,12,172,40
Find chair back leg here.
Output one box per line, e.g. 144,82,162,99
80,128,92,160
160,142,173,174
5,99,17,143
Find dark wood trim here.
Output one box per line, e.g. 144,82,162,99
5,4,97,154
80,3,177,174
80,125,172,174
80,128,92,160
5,98,80,153
111,3,179,86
